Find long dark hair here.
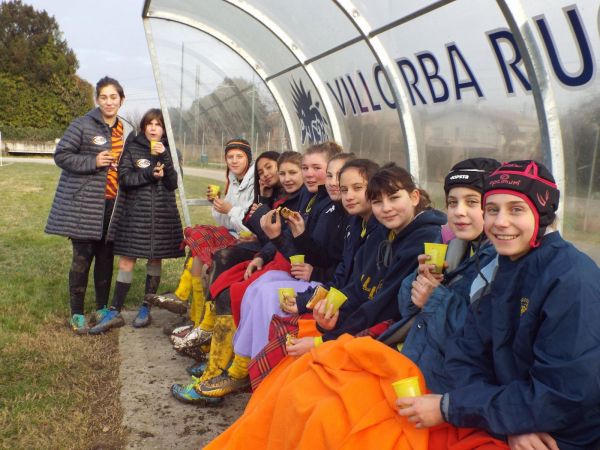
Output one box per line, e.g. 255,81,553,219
366,162,431,214
338,158,379,184
253,151,280,203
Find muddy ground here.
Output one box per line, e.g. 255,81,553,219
119,309,249,449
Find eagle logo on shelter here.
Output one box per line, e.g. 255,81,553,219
290,79,329,145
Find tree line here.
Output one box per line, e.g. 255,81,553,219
0,0,93,141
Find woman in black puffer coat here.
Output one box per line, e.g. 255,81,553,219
90,108,184,334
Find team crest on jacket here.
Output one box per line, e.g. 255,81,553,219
520,297,529,315
92,136,107,145
136,159,151,169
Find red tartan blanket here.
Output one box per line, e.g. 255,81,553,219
183,225,237,267
209,252,291,325
249,316,393,391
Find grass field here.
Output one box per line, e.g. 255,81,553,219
0,162,215,450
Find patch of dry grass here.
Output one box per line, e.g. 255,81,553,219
0,162,217,449
0,318,125,450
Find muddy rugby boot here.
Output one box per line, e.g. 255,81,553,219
199,372,250,398
147,292,188,315
172,326,212,350
171,377,224,406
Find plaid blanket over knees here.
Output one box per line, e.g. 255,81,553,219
248,315,393,391
183,225,237,267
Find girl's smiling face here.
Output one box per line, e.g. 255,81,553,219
446,186,484,241
301,153,328,193
325,158,346,201
96,84,123,123
226,149,249,179
371,188,419,233
484,193,536,260
339,168,371,219
278,161,303,194
257,158,278,189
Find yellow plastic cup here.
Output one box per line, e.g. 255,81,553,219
150,140,159,156
238,230,253,239
424,242,448,274
289,254,305,264
392,376,422,398
326,287,348,312
207,184,221,200
278,287,295,307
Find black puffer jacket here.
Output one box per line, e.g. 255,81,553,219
45,108,133,240
108,132,184,259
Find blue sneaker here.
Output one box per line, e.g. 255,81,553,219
69,314,89,335
90,307,110,326
170,377,224,406
89,309,125,335
132,304,151,328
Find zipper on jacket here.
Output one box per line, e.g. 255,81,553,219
150,183,156,259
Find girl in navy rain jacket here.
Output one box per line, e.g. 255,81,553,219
398,160,600,450
381,157,501,394
308,162,446,346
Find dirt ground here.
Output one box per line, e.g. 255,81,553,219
118,308,249,449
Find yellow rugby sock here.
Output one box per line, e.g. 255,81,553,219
197,299,216,331
227,354,250,379
189,276,205,326
174,257,193,301
199,315,236,382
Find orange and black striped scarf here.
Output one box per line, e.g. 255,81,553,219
105,120,124,199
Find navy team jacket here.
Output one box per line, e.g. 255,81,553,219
444,232,600,450
321,208,446,341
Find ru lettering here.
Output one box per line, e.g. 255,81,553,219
487,29,532,94
535,6,594,87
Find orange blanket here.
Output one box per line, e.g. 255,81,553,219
203,335,508,450
204,334,426,449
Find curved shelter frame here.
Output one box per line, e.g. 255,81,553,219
143,0,600,247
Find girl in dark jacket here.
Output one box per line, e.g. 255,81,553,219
45,76,131,334
90,108,184,334
400,160,600,450
169,152,303,353
292,162,445,351
150,151,282,332
171,143,349,404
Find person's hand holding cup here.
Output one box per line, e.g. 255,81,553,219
150,140,165,156
325,287,348,313
423,243,448,274
278,287,296,308
207,184,221,202
289,254,305,265
96,150,114,168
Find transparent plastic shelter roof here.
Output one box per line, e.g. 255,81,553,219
142,0,600,249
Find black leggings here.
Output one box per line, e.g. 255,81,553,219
206,245,256,314
206,245,256,294
68,200,115,315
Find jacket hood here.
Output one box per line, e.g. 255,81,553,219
228,163,255,191
86,107,106,125
395,208,447,241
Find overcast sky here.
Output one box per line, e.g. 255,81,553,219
21,0,159,118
